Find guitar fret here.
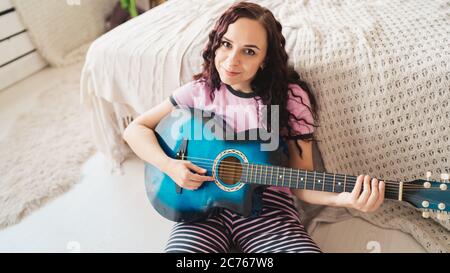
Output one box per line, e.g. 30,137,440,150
296,169,300,189
280,167,283,186
344,174,347,192
264,165,268,185
275,167,279,187
258,165,261,184
276,167,280,187
288,168,292,188
304,170,308,189
293,169,296,188
336,174,342,192
332,173,336,193
258,165,262,184
269,167,273,185
313,171,316,190
277,167,282,187
322,172,325,191
255,164,258,184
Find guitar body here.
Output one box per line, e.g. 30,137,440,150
144,107,285,222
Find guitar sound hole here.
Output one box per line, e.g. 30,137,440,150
218,156,243,185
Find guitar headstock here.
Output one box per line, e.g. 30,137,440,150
404,172,449,221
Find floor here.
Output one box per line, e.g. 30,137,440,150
0,65,426,253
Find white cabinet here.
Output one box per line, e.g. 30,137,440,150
0,0,46,91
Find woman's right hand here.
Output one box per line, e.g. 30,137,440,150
163,158,215,190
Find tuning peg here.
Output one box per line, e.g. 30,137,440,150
438,173,448,190
422,210,430,218
422,171,432,188
436,212,449,221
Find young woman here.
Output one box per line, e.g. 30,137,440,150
123,2,385,253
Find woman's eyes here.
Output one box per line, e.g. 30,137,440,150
244,49,256,56
221,41,232,48
220,41,255,56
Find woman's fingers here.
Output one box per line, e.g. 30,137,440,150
364,178,380,211
186,162,214,181
189,172,215,182
357,175,372,207
179,162,214,190
186,162,206,174
351,175,364,199
372,181,385,211
350,175,386,212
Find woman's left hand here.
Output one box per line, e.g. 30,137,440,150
335,175,385,212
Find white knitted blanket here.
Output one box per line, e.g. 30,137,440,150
80,0,450,252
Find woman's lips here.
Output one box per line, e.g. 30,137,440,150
224,68,240,77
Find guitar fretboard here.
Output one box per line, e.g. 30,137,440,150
241,164,398,200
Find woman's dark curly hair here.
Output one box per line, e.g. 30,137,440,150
193,1,319,158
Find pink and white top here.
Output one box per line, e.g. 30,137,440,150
169,79,315,194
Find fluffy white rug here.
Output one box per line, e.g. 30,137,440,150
0,63,96,229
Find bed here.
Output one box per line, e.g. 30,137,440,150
80,0,450,252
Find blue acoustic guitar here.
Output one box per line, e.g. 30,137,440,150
144,107,449,222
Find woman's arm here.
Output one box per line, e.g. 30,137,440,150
288,140,385,212
122,98,214,190
123,98,175,172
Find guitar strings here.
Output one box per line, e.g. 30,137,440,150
171,156,447,209
190,159,438,190
185,153,434,188
188,162,446,208
189,160,442,197
192,167,447,208
181,156,446,208
181,155,440,190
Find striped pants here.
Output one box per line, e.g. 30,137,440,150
165,188,321,253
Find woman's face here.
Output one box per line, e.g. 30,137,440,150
215,18,267,92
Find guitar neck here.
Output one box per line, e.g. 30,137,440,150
241,164,399,200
